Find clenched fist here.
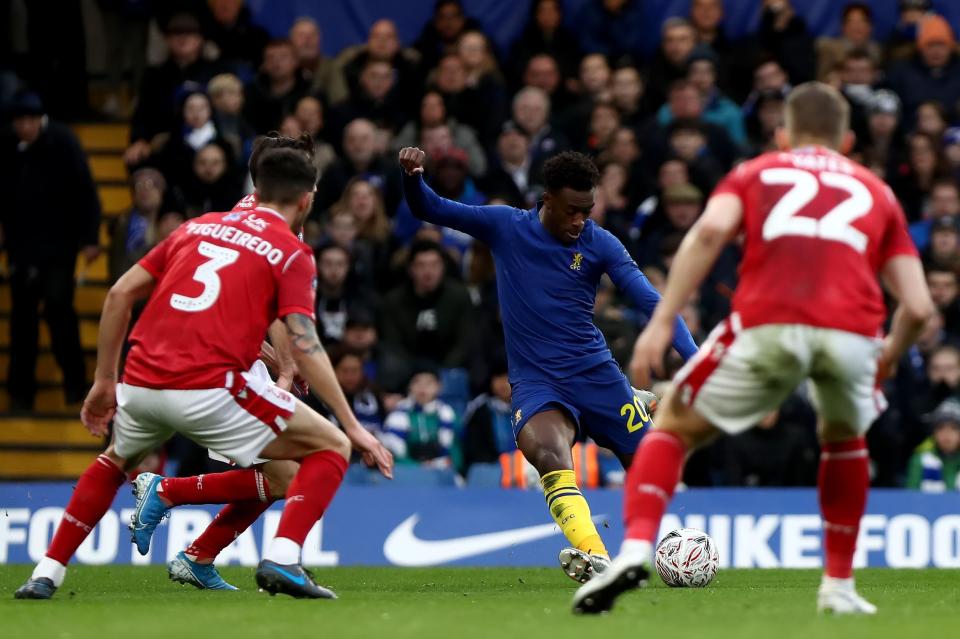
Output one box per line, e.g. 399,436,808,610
399,147,426,176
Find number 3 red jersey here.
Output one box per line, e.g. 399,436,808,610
713,146,917,337
123,207,317,389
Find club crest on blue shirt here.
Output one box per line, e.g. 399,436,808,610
570,252,584,271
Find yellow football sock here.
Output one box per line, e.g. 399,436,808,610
540,469,608,558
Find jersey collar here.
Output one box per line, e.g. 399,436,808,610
253,206,285,221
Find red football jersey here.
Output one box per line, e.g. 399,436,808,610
713,146,917,337
123,207,317,389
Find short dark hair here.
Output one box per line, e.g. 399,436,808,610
542,151,599,193
249,132,314,185
842,2,872,22
255,148,317,205
408,239,445,266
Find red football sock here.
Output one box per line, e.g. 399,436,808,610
46,454,126,565
159,469,269,505
274,451,347,546
818,437,869,579
624,431,686,542
186,500,273,562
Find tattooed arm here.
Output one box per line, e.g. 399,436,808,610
284,312,394,477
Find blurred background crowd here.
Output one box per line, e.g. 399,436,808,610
2,0,959,491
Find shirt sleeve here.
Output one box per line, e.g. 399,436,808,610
401,171,510,246
137,234,174,279
878,186,920,265
277,248,317,320
602,230,699,362
711,162,750,202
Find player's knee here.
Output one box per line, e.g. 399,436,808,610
326,428,351,462
262,460,297,499
528,447,571,475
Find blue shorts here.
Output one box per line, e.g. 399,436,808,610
510,359,651,457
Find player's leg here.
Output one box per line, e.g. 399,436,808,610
251,401,350,598
168,461,297,591
41,260,87,403
514,391,611,581
14,444,141,599
809,329,883,615
574,321,802,614
7,263,41,410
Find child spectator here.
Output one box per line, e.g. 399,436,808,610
907,398,960,491
382,368,458,467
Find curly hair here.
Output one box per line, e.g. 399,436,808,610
542,151,600,193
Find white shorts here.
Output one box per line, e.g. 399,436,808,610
113,362,297,468
674,314,885,435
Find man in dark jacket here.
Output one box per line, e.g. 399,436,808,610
0,93,101,409
378,240,473,393
125,13,223,167
887,15,960,124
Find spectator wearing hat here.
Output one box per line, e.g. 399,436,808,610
0,92,100,410
815,3,882,83
288,17,349,106
907,398,960,491
910,178,960,251
378,240,474,394
382,365,458,468
636,183,703,267
657,46,745,146
125,13,223,167
861,89,904,177
888,14,960,123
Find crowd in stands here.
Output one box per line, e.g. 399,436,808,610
3,0,960,492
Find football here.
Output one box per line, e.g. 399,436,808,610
655,528,720,588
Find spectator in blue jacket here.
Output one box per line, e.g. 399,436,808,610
576,0,645,61
658,46,745,146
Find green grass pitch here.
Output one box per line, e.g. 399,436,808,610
1,567,957,639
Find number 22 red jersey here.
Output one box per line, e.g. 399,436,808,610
123,207,317,389
712,146,917,337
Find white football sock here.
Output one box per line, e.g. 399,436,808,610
821,575,855,590
619,539,652,560
264,537,301,565
32,557,66,587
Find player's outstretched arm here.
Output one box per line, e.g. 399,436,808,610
283,313,394,478
82,264,156,435
629,193,743,387
398,146,504,244
879,255,936,378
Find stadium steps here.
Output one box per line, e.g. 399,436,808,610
0,123,127,478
